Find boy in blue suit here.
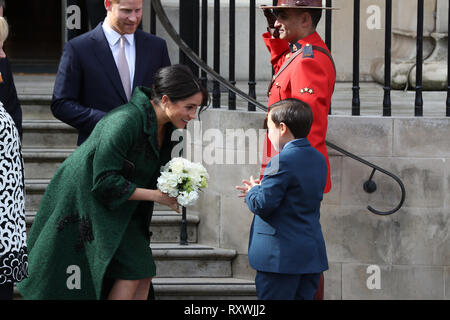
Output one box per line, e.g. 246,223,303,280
236,98,328,300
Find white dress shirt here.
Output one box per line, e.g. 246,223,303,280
102,21,136,93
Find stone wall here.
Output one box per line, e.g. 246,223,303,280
185,109,450,300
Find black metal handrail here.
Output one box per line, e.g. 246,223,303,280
448,1,450,117
326,141,406,216
150,0,406,244
383,0,392,117
352,0,361,116
415,0,424,117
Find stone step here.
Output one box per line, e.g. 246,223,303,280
149,212,199,243
151,244,236,278
25,179,50,211
13,245,243,299
23,148,74,179
20,96,54,120
25,210,199,244
152,277,257,300
22,120,78,149
22,104,54,121
13,277,256,300
25,179,177,212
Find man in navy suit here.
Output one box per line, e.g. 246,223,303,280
52,0,170,145
237,98,328,300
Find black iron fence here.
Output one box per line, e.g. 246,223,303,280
150,0,449,117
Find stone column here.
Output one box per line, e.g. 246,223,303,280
371,0,448,90
410,0,448,89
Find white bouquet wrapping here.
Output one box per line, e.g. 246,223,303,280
157,157,209,207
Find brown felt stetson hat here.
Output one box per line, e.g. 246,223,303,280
260,0,337,10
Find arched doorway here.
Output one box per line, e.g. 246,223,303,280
4,0,62,73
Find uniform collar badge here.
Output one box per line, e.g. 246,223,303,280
289,41,302,53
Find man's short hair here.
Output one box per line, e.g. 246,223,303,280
304,9,322,28
269,98,313,139
273,8,322,29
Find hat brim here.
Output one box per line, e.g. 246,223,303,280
260,5,338,10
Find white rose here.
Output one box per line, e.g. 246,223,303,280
157,171,180,197
170,158,186,175
177,191,199,207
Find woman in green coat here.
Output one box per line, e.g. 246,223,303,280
17,65,209,300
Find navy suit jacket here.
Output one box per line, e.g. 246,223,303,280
246,139,328,274
51,23,171,145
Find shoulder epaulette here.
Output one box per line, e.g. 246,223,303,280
302,44,314,59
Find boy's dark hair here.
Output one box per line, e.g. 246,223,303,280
269,98,313,139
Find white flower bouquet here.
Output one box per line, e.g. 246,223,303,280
157,157,209,207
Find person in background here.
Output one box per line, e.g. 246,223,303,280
52,0,170,146
0,0,23,139
0,16,27,300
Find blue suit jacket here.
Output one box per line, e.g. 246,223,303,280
246,139,328,274
51,23,171,145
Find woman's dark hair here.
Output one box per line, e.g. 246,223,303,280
151,64,210,116
269,98,313,139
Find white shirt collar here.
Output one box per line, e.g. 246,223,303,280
102,19,135,47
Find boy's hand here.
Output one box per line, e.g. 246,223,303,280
236,176,261,200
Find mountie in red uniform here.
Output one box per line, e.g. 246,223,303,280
261,31,336,194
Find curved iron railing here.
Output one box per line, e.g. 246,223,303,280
326,141,406,216
150,0,406,221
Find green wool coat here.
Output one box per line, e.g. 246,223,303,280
17,87,177,299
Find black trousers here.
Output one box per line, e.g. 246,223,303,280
0,282,14,300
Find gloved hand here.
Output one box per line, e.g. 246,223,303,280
261,5,280,38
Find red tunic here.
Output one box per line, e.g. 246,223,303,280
262,31,335,193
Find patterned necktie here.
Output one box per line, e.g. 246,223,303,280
117,36,131,101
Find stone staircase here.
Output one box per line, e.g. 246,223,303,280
14,75,256,300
